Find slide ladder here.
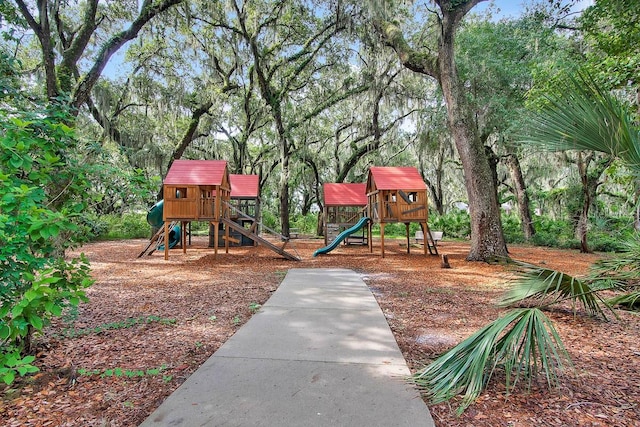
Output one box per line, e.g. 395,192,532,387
138,220,180,258
221,201,300,261
313,217,370,257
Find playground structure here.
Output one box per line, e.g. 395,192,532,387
366,166,437,257
314,166,439,257
141,160,299,261
322,183,368,246
210,174,260,248
313,216,370,257
141,160,438,260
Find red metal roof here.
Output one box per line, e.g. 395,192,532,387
164,160,228,186
230,174,259,198
367,166,426,191
324,183,367,206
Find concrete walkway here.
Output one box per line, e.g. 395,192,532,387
140,268,434,427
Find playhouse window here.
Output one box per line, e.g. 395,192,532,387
409,192,417,202
175,187,187,199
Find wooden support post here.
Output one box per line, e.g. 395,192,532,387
441,254,451,268
405,223,410,254
368,220,373,253
164,221,169,260
213,221,219,258
182,221,187,254
423,222,428,256
380,223,386,258
225,221,230,254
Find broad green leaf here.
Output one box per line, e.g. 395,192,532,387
27,314,44,330
0,324,10,340
3,370,15,385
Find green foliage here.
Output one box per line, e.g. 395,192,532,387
500,261,610,319
590,233,640,282
92,213,151,240
579,0,640,89
429,211,471,239
607,291,640,311
77,364,168,379
590,234,640,310
0,348,38,385
83,144,162,216
371,222,420,238
60,315,176,338
0,100,94,384
412,308,570,415
501,215,526,244
522,71,640,175
530,217,577,249
526,214,635,252
261,211,280,233
289,212,318,236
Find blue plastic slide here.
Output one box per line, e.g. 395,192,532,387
313,217,370,257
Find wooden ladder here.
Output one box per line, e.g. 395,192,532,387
221,218,300,261
137,221,179,258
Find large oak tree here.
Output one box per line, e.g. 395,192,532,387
375,0,508,260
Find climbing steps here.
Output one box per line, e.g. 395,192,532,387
222,201,300,261
221,218,300,261
137,221,179,258
423,224,439,256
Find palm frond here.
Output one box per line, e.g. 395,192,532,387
590,234,640,278
499,260,610,319
606,291,640,311
520,71,640,175
411,308,570,415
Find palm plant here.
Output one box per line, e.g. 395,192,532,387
520,72,640,174
411,308,570,415
412,74,639,415
499,260,611,319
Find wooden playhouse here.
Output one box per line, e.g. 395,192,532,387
160,160,298,261
322,183,368,245
162,160,231,259
366,166,430,257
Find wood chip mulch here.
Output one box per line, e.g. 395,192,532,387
1,237,638,426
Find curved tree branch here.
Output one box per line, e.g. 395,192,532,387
72,0,185,110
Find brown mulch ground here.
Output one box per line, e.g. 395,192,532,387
1,236,639,426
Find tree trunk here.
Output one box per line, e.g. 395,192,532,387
279,151,291,237
573,152,613,253
505,153,535,240
437,10,507,261
378,0,507,261
422,140,446,215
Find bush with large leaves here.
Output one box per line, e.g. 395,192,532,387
0,103,94,385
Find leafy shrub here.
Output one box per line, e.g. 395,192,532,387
95,213,150,240
531,217,578,249
369,222,421,238
501,215,526,244
261,210,280,232
588,216,636,252
429,211,470,239
290,212,319,235
0,103,93,384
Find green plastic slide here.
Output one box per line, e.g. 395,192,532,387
146,200,181,249
313,217,370,257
